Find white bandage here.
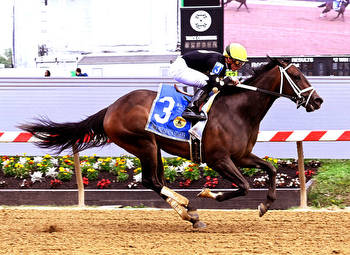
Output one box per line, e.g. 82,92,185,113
166,198,191,221
161,186,189,206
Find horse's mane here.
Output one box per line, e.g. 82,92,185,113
242,57,280,85
219,57,281,96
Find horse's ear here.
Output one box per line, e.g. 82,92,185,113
266,55,273,62
266,55,283,67
281,57,291,64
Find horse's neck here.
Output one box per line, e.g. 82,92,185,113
227,67,280,126
237,67,281,125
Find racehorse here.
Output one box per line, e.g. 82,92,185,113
223,0,249,11
319,0,349,20
19,57,323,228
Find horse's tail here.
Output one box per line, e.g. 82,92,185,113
19,108,109,154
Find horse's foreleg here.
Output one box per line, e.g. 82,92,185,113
160,186,206,228
322,7,331,14
139,143,205,228
332,12,341,20
198,156,250,201
237,153,277,217
237,2,244,10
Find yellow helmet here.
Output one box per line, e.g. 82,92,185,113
223,43,248,62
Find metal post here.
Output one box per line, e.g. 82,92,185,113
73,145,85,207
296,141,307,208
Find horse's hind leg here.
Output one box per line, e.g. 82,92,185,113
236,153,277,217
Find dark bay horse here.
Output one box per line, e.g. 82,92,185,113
319,0,349,20
224,0,249,11
20,58,323,228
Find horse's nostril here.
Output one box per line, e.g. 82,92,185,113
315,97,324,105
314,97,323,108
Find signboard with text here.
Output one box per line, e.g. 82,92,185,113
180,1,223,54
240,56,350,76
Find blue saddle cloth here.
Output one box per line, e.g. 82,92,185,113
145,84,191,141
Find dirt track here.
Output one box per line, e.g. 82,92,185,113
0,208,349,255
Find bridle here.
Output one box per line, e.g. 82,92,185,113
278,63,316,108
237,63,315,109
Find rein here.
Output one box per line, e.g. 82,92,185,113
237,63,315,108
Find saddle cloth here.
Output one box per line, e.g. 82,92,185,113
145,84,192,142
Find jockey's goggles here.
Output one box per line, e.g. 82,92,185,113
227,57,245,68
232,59,245,67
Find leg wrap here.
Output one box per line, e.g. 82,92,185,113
161,186,189,206
166,198,191,221
197,188,223,200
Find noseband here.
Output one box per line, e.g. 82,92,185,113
279,63,316,108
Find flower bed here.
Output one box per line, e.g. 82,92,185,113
0,154,320,190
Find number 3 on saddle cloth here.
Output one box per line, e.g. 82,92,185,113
145,84,219,162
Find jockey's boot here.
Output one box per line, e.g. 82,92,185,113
182,89,209,121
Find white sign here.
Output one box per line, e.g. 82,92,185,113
190,10,212,32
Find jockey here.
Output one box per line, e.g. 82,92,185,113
170,43,248,121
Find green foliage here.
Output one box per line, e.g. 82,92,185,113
182,163,201,181
129,157,141,168
0,48,13,68
241,167,261,177
201,165,218,178
57,167,73,182
85,168,99,181
164,166,178,182
263,156,279,169
1,153,349,209
308,159,350,208
116,171,129,182
164,157,187,167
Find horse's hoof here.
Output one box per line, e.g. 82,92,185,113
188,210,200,222
258,203,267,217
193,220,206,229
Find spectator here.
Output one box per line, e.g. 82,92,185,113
75,68,88,77
44,70,51,77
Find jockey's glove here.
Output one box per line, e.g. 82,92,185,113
221,76,239,86
207,73,220,86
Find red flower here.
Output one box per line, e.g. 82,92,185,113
82,177,89,186
97,179,111,189
50,179,62,188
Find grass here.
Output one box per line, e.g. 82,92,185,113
308,159,350,208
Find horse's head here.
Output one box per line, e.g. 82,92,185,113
274,58,323,112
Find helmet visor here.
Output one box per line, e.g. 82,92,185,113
227,58,245,68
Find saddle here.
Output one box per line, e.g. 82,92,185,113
145,84,220,163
